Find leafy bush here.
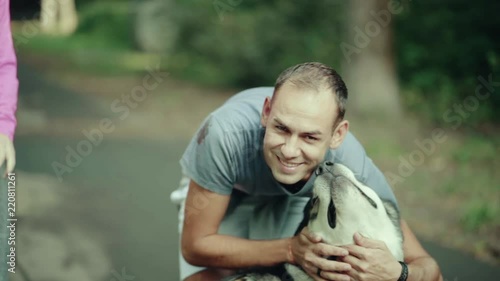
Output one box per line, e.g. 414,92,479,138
395,0,500,127
73,1,133,50
168,0,348,86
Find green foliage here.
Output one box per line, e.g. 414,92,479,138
461,200,497,231
74,1,133,50
395,0,500,127
168,0,348,87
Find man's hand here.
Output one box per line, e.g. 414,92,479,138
291,227,352,281
340,233,402,281
0,133,15,177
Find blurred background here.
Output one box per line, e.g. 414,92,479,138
6,0,499,280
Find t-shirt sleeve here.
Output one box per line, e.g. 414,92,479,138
179,115,235,195
0,0,19,141
332,132,399,210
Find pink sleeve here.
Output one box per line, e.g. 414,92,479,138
0,0,18,141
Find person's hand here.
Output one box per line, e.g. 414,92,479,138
290,227,352,281
340,233,402,281
0,133,16,177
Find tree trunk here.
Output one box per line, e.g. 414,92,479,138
342,0,402,118
40,0,78,35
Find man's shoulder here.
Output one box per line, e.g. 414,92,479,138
224,87,274,104
210,87,273,131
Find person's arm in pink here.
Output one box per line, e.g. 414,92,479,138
0,0,18,175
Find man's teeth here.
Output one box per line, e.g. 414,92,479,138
280,159,300,167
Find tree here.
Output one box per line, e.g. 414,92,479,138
40,0,78,35
342,0,402,118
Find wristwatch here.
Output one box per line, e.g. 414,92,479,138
398,261,409,281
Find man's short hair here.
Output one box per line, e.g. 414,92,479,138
273,62,348,122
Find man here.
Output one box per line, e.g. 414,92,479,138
170,62,442,281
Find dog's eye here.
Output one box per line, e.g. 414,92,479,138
311,196,319,206
325,161,334,166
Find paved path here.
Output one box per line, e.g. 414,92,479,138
11,64,500,280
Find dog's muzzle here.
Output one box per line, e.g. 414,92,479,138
315,161,334,176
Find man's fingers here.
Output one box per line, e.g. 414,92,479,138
315,257,351,272
312,275,328,281
303,264,328,281
6,144,16,174
301,227,322,243
353,232,383,249
341,244,367,259
339,254,362,268
320,270,351,281
0,135,15,177
315,243,349,257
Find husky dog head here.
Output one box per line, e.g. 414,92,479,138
307,161,404,261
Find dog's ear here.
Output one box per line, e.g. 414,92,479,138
327,199,336,229
382,200,401,231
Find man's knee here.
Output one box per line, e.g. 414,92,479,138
183,268,235,281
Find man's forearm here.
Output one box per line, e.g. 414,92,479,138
407,256,443,281
400,220,443,281
183,234,292,268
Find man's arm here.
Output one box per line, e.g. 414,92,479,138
401,220,443,281
182,180,352,281
0,0,19,142
0,0,18,175
332,132,442,280
181,179,292,268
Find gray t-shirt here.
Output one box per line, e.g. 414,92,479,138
180,87,398,207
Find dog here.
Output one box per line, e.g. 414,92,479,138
223,161,404,281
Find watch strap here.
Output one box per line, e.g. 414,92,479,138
398,261,409,281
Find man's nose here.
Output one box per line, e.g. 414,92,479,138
281,136,300,158
316,161,334,176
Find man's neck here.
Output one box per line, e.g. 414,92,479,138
280,180,307,194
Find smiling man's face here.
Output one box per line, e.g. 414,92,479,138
261,82,346,185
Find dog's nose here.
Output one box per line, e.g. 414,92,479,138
316,161,334,176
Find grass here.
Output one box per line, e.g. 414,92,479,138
462,200,497,232
355,113,499,262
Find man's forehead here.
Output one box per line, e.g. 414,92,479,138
274,83,337,104
272,88,337,115
273,117,324,135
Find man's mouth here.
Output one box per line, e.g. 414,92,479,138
277,156,303,168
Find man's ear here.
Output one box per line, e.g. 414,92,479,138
261,96,272,127
329,119,349,149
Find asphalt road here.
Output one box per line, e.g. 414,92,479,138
10,64,500,280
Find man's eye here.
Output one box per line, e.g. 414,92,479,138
306,135,318,141
276,125,287,131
